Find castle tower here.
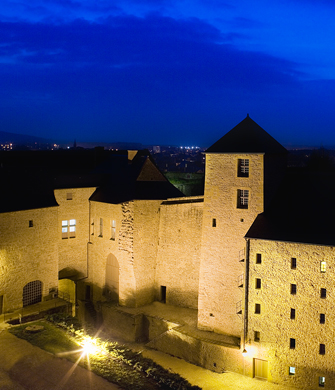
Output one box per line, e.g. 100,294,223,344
198,115,287,337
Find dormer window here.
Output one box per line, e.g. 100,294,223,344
238,159,249,177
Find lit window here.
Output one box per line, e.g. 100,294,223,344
319,376,325,387
290,308,296,320
291,284,297,295
320,313,325,324
320,261,326,273
212,218,216,227
254,331,260,342
255,303,261,314
289,366,295,375
255,278,261,289
290,338,296,349
256,253,262,264
238,159,249,177
62,219,76,239
237,189,249,209
291,258,297,269
99,218,103,237
111,220,116,241
320,288,327,299
319,344,325,355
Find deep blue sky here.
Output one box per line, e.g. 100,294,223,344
0,0,334,147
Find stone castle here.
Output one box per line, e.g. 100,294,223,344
0,116,333,389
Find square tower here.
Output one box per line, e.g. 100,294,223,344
198,115,287,337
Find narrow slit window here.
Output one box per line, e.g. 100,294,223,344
290,308,296,320
319,344,325,355
290,338,296,349
320,261,326,273
254,331,260,342
29,220,33,228
111,220,116,240
320,313,325,324
291,284,297,295
291,258,297,269
212,218,216,227
320,288,327,299
256,253,262,264
255,278,261,289
319,376,325,387
255,303,261,314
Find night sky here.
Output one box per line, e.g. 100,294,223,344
0,0,334,147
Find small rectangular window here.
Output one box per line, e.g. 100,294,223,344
212,218,216,227
238,159,249,177
320,313,325,324
291,258,297,269
255,278,261,289
254,331,260,342
289,366,295,375
66,192,72,200
99,218,103,237
111,220,116,240
255,303,261,314
237,189,249,209
256,253,262,264
291,284,297,295
320,288,327,299
319,376,325,387
319,344,325,355
290,338,296,349
29,220,33,227
320,261,326,273
290,308,296,320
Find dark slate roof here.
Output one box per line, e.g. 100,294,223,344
0,148,183,212
246,169,335,246
90,152,183,204
206,115,287,154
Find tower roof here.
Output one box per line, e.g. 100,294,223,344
206,115,287,154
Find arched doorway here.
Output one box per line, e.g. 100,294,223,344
23,280,42,307
105,254,119,301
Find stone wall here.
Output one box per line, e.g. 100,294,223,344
0,207,59,312
246,238,335,388
155,197,203,309
198,153,264,337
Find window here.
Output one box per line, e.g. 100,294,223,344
62,219,76,239
212,218,216,227
290,338,296,349
99,218,103,237
255,278,261,289
320,261,326,273
320,288,327,299
238,159,249,177
319,344,325,355
256,253,262,264
254,331,260,342
111,220,116,240
289,367,295,375
319,376,325,387
255,303,261,314
290,308,296,320
320,313,325,324
291,284,297,295
91,218,94,235
291,258,297,269
237,189,249,209
29,220,33,227
66,192,72,200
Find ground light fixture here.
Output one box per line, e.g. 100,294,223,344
242,348,248,356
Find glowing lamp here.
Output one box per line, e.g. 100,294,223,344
81,338,98,356
242,348,248,356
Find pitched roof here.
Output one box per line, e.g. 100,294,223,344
206,115,287,154
246,169,335,246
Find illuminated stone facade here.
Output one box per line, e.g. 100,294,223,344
0,116,333,389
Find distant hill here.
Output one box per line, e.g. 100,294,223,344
0,130,52,145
